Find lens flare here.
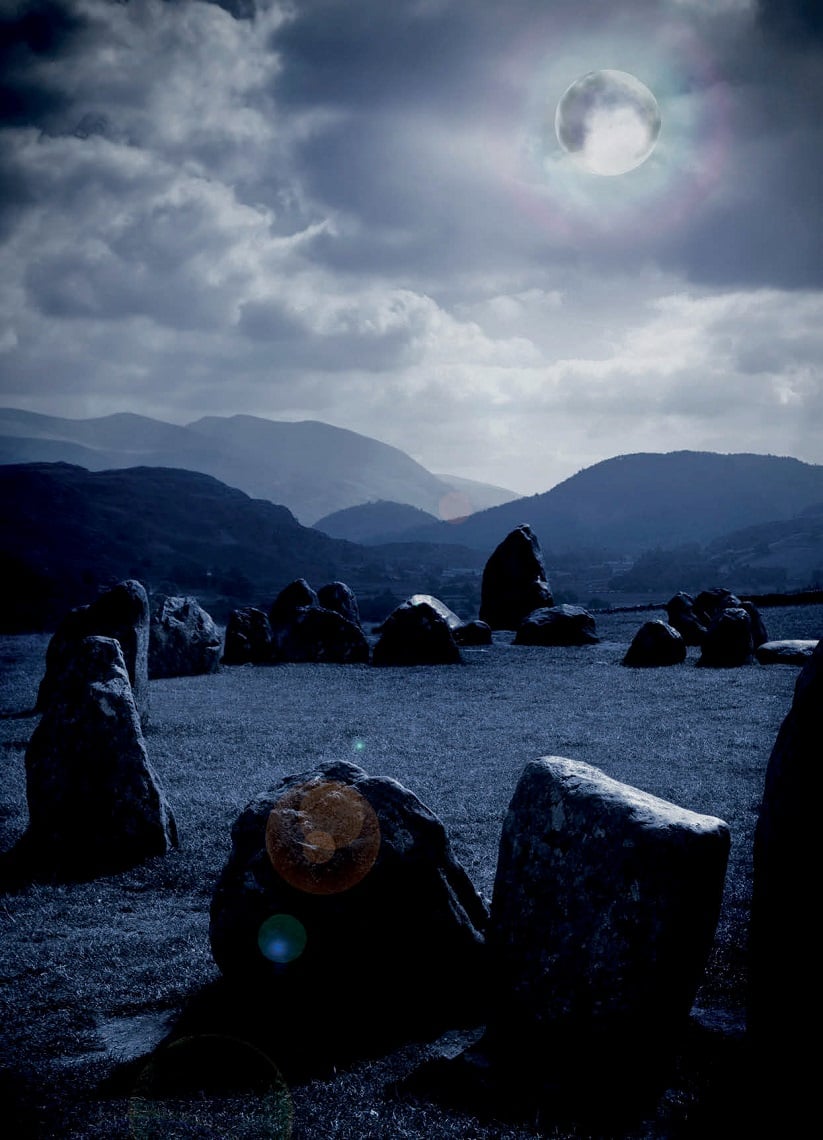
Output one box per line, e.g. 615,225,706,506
258,914,308,964
265,780,381,895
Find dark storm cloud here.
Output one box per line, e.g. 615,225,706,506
0,0,85,127
758,0,823,43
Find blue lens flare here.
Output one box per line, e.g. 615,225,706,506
258,914,308,964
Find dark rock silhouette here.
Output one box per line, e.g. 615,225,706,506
739,600,769,648
407,594,492,645
693,588,741,626
462,757,729,1110
221,607,273,665
696,607,754,667
514,604,599,646
269,578,318,630
666,592,708,646
22,636,177,875
317,581,362,628
209,760,487,1058
372,599,462,666
148,595,222,679
277,606,370,664
36,579,150,726
755,639,819,665
622,620,687,667
479,525,553,631
750,639,822,1129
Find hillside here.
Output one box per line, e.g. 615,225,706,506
379,452,823,557
0,409,518,525
314,500,441,543
0,463,489,631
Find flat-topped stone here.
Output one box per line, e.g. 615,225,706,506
755,639,819,665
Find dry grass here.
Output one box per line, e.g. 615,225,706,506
1,605,820,1138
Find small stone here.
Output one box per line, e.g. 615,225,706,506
622,620,687,667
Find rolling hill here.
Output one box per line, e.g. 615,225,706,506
0,409,519,525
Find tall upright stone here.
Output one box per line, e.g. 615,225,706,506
317,581,362,628
24,636,177,875
750,639,822,1127
149,595,222,679
479,525,554,631
36,579,150,727
472,757,729,1108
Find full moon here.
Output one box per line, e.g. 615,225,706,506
555,70,661,176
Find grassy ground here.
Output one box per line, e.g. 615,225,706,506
1,605,820,1138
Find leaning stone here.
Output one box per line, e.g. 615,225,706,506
221,607,273,665
479,525,554,631
739,600,768,648
277,606,370,664
750,639,822,1127
317,581,362,628
622,620,687,667
477,757,729,1106
372,600,462,666
755,639,819,665
666,592,707,646
696,607,754,668
514,604,599,646
148,595,222,679
209,760,487,1059
23,636,177,875
36,579,150,726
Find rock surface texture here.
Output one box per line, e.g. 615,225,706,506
622,620,687,667
696,606,754,667
479,525,554,631
755,639,819,665
221,607,273,665
36,579,150,726
474,757,729,1106
209,760,487,1058
750,639,822,1127
407,594,492,646
372,599,462,666
514,604,599,646
665,592,707,646
24,636,177,875
316,581,362,628
276,606,370,664
148,595,222,679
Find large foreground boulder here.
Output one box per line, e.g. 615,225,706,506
514,604,599,646
372,600,462,666
666,592,707,646
209,760,487,1057
467,757,729,1108
148,595,222,679
622,620,687,667
221,607,273,665
696,606,754,667
23,637,177,875
36,579,150,726
479,525,554,631
750,639,822,1126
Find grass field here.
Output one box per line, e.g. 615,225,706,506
1,605,820,1138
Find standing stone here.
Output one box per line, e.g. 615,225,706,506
277,606,370,664
622,620,687,667
23,637,177,875
666,592,707,646
317,581,362,628
696,607,754,667
221,607,273,665
739,600,769,648
209,760,487,1059
372,600,462,666
269,579,319,659
479,526,554,631
36,579,150,727
474,757,729,1107
750,639,822,1128
149,595,222,679
514,604,599,646
694,587,740,627
408,595,492,646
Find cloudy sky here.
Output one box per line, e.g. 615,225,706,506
1,0,821,495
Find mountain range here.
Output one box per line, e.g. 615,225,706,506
0,409,519,525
